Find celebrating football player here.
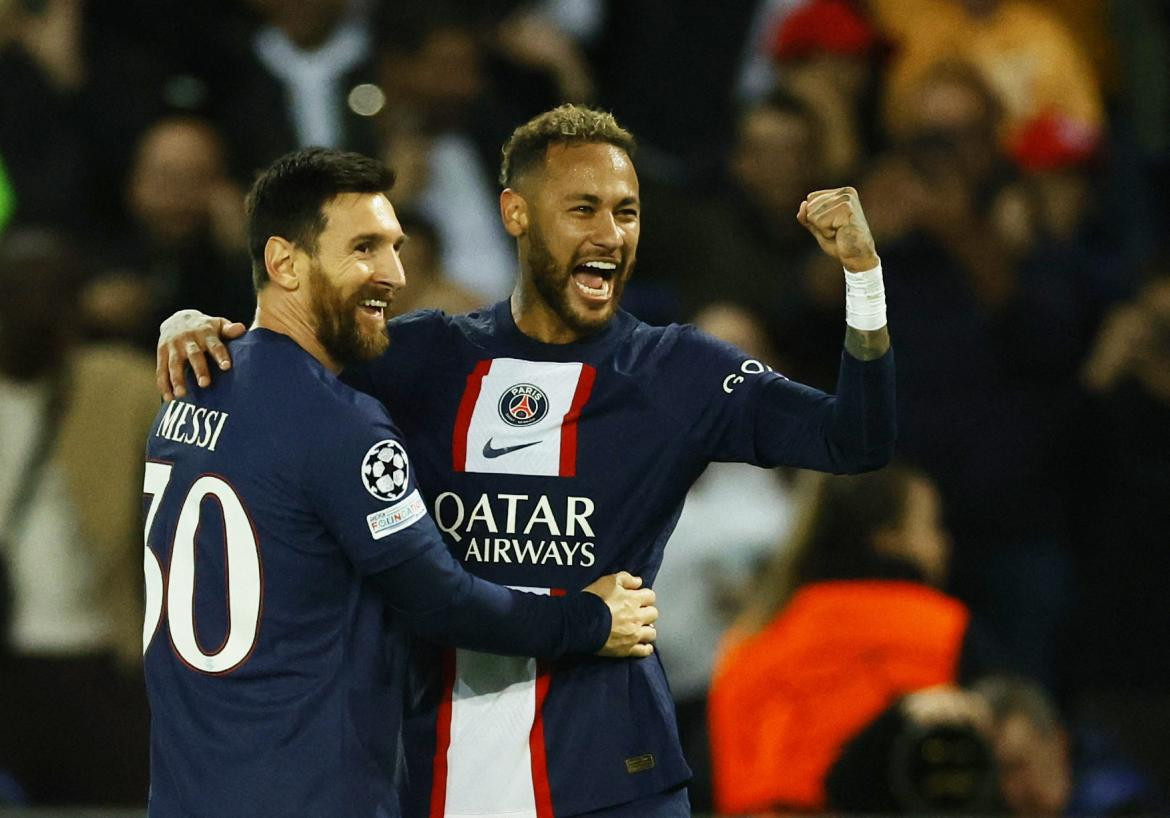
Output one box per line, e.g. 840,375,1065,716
157,105,894,817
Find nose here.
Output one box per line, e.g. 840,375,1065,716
374,246,406,292
589,212,624,252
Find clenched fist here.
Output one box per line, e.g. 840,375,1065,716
797,187,880,273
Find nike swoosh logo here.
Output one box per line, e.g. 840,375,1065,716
482,438,542,458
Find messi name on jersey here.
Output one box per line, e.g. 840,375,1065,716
155,399,230,451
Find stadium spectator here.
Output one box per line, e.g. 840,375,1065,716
974,675,1162,816
374,2,611,302
0,228,156,805
375,6,519,301
209,0,382,178
390,212,483,316
830,677,1163,815
734,0,806,103
0,0,87,227
635,88,842,388
587,0,768,185
1066,269,1170,784
708,465,999,814
82,116,253,348
826,684,1001,814
871,0,1105,151
767,0,889,178
492,2,597,105
860,61,1089,687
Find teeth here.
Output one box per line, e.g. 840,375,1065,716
574,279,610,298
358,300,387,308
582,261,617,271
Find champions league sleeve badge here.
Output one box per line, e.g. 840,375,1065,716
361,439,410,502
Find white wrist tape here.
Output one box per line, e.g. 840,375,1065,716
844,263,886,331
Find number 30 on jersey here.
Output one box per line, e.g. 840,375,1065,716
142,461,262,674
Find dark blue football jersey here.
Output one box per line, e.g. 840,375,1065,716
143,329,609,818
347,301,896,817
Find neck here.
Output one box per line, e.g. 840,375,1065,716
254,291,340,372
509,284,584,345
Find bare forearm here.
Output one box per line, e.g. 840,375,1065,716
845,325,890,361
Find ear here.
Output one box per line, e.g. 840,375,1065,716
264,236,300,291
500,188,529,238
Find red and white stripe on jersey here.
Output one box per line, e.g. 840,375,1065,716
452,358,596,477
430,587,561,818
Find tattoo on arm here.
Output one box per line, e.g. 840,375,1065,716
844,326,890,361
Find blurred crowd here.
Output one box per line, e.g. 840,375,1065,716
0,0,1168,813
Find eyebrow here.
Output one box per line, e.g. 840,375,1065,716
349,232,407,249
565,193,640,207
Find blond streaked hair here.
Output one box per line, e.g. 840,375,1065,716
498,104,636,188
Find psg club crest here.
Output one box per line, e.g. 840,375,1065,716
498,383,548,427
361,439,410,502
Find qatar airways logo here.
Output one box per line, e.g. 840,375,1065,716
432,492,596,566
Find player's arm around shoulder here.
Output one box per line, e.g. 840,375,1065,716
152,307,450,401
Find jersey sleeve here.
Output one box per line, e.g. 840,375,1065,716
664,326,896,473
302,401,610,658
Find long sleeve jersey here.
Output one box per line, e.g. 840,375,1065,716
346,301,896,817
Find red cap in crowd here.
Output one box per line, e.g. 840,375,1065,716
770,0,882,62
1010,111,1100,171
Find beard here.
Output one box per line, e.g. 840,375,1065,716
527,218,632,338
307,260,389,368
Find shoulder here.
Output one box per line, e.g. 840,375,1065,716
383,306,490,360
387,307,473,349
618,319,765,376
299,362,395,436
260,358,404,492
387,307,451,336
378,305,498,369
233,334,395,437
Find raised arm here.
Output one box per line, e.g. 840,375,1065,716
684,187,895,474
155,310,246,400
796,186,890,361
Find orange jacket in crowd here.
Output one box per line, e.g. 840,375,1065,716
708,580,969,814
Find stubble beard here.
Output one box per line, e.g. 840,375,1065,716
308,260,389,369
526,220,630,339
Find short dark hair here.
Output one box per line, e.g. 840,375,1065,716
499,104,636,189
245,148,395,292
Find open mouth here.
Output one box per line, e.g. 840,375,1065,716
571,259,618,303
357,298,388,322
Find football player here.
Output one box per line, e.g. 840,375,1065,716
143,147,658,817
157,105,894,817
